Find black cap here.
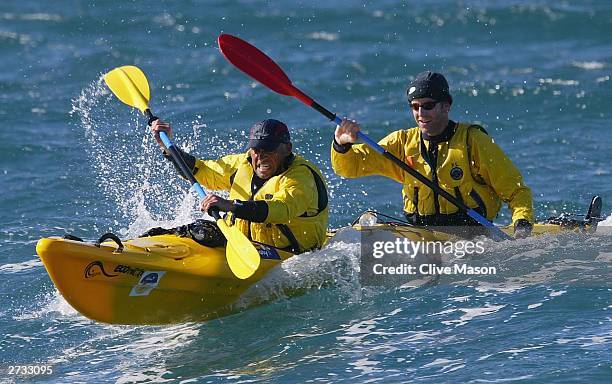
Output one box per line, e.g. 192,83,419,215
248,119,291,151
406,71,453,104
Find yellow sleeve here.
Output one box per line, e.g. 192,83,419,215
193,153,245,191
265,166,318,224
330,130,409,184
469,130,535,224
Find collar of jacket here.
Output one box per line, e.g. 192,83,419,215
421,120,457,143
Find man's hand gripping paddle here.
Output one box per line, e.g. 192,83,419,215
104,65,261,279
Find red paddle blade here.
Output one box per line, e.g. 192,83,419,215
218,34,313,104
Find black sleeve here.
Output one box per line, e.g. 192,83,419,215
162,147,197,179
232,200,269,223
332,137,353,153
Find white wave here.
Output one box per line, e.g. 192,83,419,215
13,289,80,321
0,258,42,274
0,12,62,21
597,213,612,227
350,356,382,374
441,304,506,326
42,318,201,383
580,334,611,347
502,345,545,355
307,31,339,41
448,295,471,302
554,333,612,347
595,252,612,262
0,30,34,46
422,358,465,373
571,61,605,70
116,369,174,384
538,78,579,86
471,375,535,382
549,290,566,297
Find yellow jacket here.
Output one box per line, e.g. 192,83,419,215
193,153,329,252
331,123,534,225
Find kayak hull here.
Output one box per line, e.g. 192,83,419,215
36,235,291,325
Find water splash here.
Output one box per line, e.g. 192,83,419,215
13,290,80,321
235,227,362,310
598,213,612,227
70,77,208,237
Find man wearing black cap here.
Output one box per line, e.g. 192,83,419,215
148,118,329,253
331,71,534,237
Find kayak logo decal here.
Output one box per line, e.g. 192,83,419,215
114,264,145,278
84,261,118,279
129,271,166,297
258,245,281,260
141,273,159,284
450,165,464,180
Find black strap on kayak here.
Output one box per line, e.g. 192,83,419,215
63,234,84,241
94,233,124,253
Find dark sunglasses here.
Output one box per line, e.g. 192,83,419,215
250,147,279,155
410,101,439,111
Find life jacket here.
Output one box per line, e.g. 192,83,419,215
402,123,502,223
331,122,534,225
224,154,329,253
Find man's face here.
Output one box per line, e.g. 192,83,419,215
410,97,450,136
249,143,291,179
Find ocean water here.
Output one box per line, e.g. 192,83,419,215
1,1,611,383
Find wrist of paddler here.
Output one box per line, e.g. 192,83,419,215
332,137,353,153
231,199,268,222
228,200,237,213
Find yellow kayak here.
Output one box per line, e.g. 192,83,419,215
36,197,602,325
36,235,294,325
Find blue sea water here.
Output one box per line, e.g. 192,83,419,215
1,1,611,382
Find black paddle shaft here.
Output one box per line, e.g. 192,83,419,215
144,109,222,221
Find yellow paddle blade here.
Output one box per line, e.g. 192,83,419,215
216,219,261,279
103,65,151,113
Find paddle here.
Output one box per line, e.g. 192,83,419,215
103,65,261,279
217,34,512,241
